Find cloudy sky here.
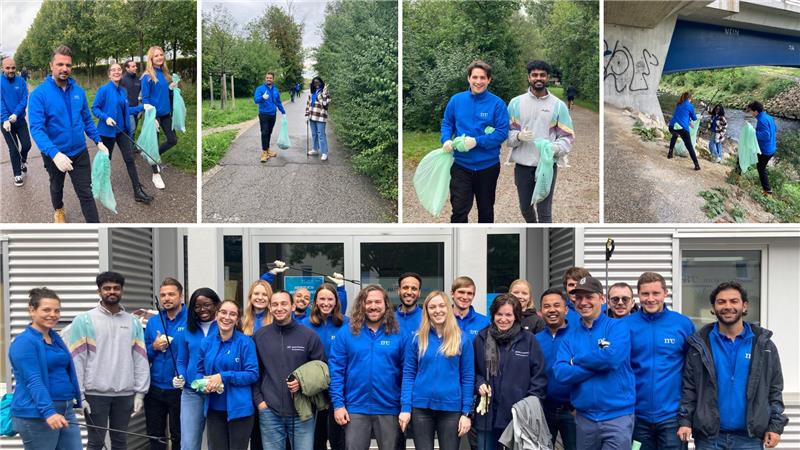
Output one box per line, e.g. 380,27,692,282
1,1,44,57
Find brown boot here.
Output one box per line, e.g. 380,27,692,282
53,208,66,223
266,148,278,157
260,150,269,163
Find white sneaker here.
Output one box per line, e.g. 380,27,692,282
321,154,328,161
152,173,165,190
308,150,319,156
14,176,23,187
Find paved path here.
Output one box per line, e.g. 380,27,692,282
202,90,396,223
1,130,197,224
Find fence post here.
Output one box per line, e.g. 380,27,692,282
209,75,214,105
231,75,236,107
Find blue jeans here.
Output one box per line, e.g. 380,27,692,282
476,428,504,450
544,405,577,450
12,400,82,450
695,432,763,450
259,407,315,450
576,413,634,450
709,139,722,159
180,388,206,450
309,120,328,156
633,417,686,450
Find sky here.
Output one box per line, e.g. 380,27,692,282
0,0,44,57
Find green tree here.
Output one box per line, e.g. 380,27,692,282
542,0,598,103
247,5,304,91
203,4,240,108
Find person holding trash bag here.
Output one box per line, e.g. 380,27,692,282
305,76,331,160
2,57,32,187
141,46,179,190
745,101,778,195
506,60,574,223
9,288,83,450
440,60,509,223
254,71,287,163
667,92,700,170
92,63,152,205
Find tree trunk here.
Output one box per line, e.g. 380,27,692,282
220,73,228,109
231,75,235,106
210,75,214,105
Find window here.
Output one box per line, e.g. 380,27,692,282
487,234,521,309
258,243,345,301
681,250,762,330
224,236,243,305
360,242,445,306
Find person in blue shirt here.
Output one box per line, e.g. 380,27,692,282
144,277,188,450
92,63,152,204
450,276,490,341
242,279,274,337
28,45,109,223
562,267,590,325
175,287,221,450
196,300,259,450
329,285,408,450
396,272,423,336
535,288,576,450
746,101,778,195
440,60,509,223
627,272,694,450
399,291,474,450
606,282,639,319
667,91,700,170
10,288,82,450
253,71,287,163
554,276,635,450
678,281,787,450
141,45,179,190
2,57,32,187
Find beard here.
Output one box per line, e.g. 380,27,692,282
715,309,743,325
529,80,546,92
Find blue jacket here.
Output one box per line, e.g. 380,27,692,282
626,308,695,423
553,314,635,421
145,307,188,389
254,83,286,116
329,323,409,415
755,111,777,156
396,306,423,336
28,76,101,158
141,67,172,117
260,271,349,316
9,326,82,419
176,321,218,384
196,329,259,421
401,330,474,415
473,328,547,431
1,75,28,121
300,315,350,358
668,100,697,131
535,323,573,406
92,80,142,137
710,322,754,432
441,90,509,171
455,307,490,342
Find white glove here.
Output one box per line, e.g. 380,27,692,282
465,137,477,150
442,140,454,153
9,114,17,123
517,128,534,142
133,393,145,415
143,104,155,111
97,142,109,155
155,120,160,131
262,92,269,100
81,396,92,415
172,375,185,389
169,82,177,90
270,260,289,275
53,152,74,172
105,117,116,127
327,272,345,288
2,121,9,133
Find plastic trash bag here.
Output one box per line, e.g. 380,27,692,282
171,74,187,133
191,378,224,394
137,106,161,164
531,138,554,205
91,151,117,214
738,122,761,173
673,120,699,158
413,148,454,217
277,116,291,149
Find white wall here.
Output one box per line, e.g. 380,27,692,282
765,237,800,394
186,228,224,296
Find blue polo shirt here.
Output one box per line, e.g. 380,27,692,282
709,323,753,432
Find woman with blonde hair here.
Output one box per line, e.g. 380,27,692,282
508,279,545,334
242,280,273,337
398,291,474,450
141,45,179,189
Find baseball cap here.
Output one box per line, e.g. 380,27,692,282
570,276,604,295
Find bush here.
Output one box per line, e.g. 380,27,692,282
763,79,795,100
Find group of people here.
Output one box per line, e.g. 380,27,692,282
0,44,182,223
440,59,575,224
8,263,788,450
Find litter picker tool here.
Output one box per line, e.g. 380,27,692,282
72,420,168,445
112,122,160,166
152,294,180,377
266,262,362,285
605,238,615,295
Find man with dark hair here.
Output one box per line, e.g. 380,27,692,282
607,282,638,319
2,56,32,187
119,59,142,139
678,281,787,449
28,45,109,223
440,60,509,223
745,101,778,195
396,272,423,335
561,267,589,323
506,60,574,223
254,71,286,163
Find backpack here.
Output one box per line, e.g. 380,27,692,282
0,393,16,437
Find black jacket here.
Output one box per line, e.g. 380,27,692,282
521,309,545,334
120,71,141,107
252,319,325,417
678,323,788,439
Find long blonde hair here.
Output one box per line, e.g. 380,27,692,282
509,279,534,311
417,291,462,358
242,280,273,336
142,46,170,83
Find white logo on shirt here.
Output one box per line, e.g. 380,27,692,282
480,112,488,118
664,338,676,344
514,351,529,357
235,357,241,363
745,353,751,360
380,340,391,346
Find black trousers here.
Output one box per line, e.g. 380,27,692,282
513,163,558,223
144,386,181,450
42,150,99,223
756,153,773,192
151,114,178,173
85,394,134,450
101,133,143,193
668,125,699,167
2,116,32,176
411,408,461,450
449,163,501,223
314,408,345,450
259,113,278,150
207,410,254,450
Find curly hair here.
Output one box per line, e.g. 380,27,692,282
349,285,399,335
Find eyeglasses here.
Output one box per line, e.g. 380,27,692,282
195,304,216,311
609,296,632,304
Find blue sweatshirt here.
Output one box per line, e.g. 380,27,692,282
329,323,409,415
141,67,172,117
260,271,349,315
755,111,777,156
176,320,218,384
9,326,82,419
535,322,573,406
668,100,697,131
553,314,635,421
254,83,286,116
709,323,753,432
1,74,28,121
626,308,695,423
28,76,101,158
401,330,474,415
92,80,142,137
396,306,423,336
300,315,350,358
196,329,259,421
145,307,188,389
441,90,509,171
455,306,490,342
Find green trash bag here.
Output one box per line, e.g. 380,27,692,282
738,122,761,173
191,378,224,394
413,148,455,217
171,74,187,133
673,120,699,158
531,138,554,205
137,106,161,164
1,393,15,437
91,151,117,214
277,116,290,149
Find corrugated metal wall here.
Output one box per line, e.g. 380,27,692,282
548,228,576,288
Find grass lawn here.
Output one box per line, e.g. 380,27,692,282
202,130,238,172
202,92,290,129
403,131,441,165
549,86,599,112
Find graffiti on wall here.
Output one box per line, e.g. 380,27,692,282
604,40,660,94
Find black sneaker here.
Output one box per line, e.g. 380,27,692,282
14,176,23,187
20,162,27,173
